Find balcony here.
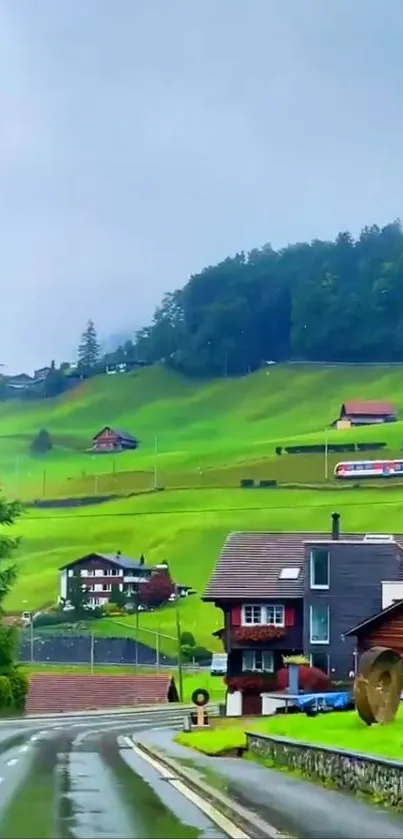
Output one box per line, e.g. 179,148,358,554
123,575,148,584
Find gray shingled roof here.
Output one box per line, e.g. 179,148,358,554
60,552,144,572
203,531,403,601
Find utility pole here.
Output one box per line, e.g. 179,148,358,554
42,469,47,498
175,589,184,702
135,602,139,668
324,427,329,481
153,436,158,490
30,614,34,663
90,632,95,674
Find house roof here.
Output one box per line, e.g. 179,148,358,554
345,598,403,637
26,674,178,713
59,552,146,572
343,400,397,416
93,426,138,443
203,531,403,601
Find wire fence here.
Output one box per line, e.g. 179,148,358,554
18,631,211,670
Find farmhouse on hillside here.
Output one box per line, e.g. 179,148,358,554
332,400,397,428
91,426,139,453
59,551,193,609
203,514,403,715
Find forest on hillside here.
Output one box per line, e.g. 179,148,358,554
135,220,403,376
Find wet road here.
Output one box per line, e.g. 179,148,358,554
0,711,227,839
139,728,403,839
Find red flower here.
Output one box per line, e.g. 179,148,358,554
234,626,286,642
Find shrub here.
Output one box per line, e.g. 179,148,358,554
33,611,68,627
275,664,331,693
8,669,28,711
183,645,212,664
31,428,53,454
275,446,283,455
103,602,123,617
180,631,196,647
0,675,12,709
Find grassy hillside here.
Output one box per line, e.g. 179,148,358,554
3,362,403,649
2,363,403,500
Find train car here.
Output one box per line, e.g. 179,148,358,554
334,459,403,479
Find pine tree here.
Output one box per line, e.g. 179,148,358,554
77,320,100,372
0,498,22,677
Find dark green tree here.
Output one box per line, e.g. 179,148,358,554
44,361,67,398
31,428,53,454
61,573,91,620
0,498,22,680
78,319,100,372
109,586,128,610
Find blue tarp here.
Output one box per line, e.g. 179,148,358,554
295,691,351,710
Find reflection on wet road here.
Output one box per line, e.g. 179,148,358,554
0,715,227,839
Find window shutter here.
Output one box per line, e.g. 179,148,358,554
285,606,295,627
232,605,242,626
242,650,254,671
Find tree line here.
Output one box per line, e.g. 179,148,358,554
135,220,403,375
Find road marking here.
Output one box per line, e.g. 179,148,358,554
19,745,29,753
6,759,18,767
123,739,250,839
0,777,3,784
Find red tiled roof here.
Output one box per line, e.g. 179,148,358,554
343,400,396,416
26,674,178,714
203,531,403,601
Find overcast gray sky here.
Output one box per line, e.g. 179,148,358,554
1,0,403,372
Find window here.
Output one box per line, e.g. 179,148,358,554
310,549,329,589
279,567,300,580
102,584,112,592
310,652,329,674
266,605,285,626
242,604,285,626
310,604,330,644
242,605,263,625
242,650,274,672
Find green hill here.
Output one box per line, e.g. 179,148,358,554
3,362,403,649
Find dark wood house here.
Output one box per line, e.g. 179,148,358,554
92,426,139,453
204,514,403,715
345,597,403,658
335,400,397,427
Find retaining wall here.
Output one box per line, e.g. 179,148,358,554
246,732,403,808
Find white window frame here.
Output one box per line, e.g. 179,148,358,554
310,549,330,590
242,650,274,672
309,604,330,645
242,604,285,627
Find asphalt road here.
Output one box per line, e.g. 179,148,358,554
0,709,227,839
1,711,403,839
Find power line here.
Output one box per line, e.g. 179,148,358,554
25,494,403,521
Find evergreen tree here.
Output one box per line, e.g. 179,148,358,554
78,319,100,372
0,498,22,678
31,428,53,454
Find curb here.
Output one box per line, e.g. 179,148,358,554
133,739,282,839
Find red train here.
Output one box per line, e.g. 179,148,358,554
334,459,403,479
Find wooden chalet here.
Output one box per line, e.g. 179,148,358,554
91,426,139,453
333,400,397,429
345,595,403,658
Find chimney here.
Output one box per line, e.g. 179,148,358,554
331,512,340,541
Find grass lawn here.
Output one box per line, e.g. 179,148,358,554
176,706,403,761
4,363,403,650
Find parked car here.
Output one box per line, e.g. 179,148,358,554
210,653,228,676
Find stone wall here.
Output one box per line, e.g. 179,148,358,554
246,732,403,808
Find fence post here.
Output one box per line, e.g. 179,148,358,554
90,633,94,674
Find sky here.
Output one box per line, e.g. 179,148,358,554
2,0,403,372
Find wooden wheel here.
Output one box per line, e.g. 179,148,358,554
354,646,403,725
